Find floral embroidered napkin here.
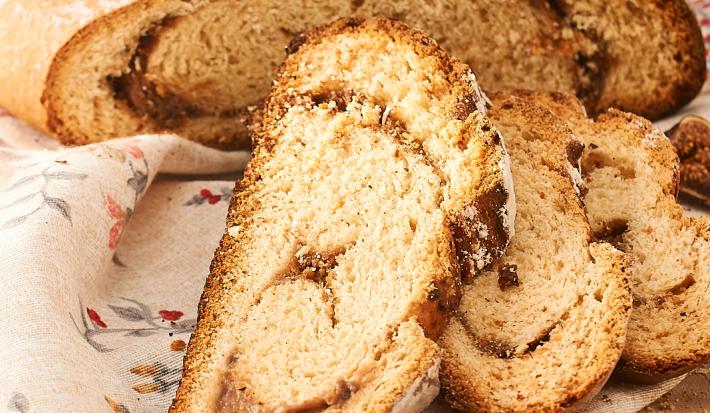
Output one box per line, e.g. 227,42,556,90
0,120,250,413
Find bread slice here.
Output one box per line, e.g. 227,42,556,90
0,0,701,148
521,90,710,382
666,115,710,205
439,92,632,412
170,18,513,413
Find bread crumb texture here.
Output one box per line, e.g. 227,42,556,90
170,18,511,413
512,90,710,382
440,91,632,413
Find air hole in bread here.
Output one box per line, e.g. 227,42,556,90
306,89,409,135
566,140,585,164
525,327,553,354
669,275,696,295
575,50,608,108
594,287,604,302
456,321,516,359
594,219,629,251
308,87,356,112
459,313,562,359
581,149,636,179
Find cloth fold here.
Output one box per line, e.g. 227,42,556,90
0,134,248,413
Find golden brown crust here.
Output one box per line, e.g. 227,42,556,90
171,115,271,412
172,17,512,413
439,91,632,413
171,173,258,413
516,90,709,383
414,228,463,341
441,347,620,413
615,357,699,384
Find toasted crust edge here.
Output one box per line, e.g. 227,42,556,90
509,90,710,383
438,92,632,413
439,244,632,413
41,0,168,146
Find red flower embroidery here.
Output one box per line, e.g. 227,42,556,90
159,310,184,321
185,187,230,206
87,308,108,328
126,145,144,159
105,195,126,250
105,195,123,219
108,221,125,250
199,189,222,205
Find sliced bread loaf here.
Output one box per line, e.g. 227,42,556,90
0,0,701,148
524,90,710,382
439,92,632,412
170,18,513,413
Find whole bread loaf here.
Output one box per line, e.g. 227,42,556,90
0,0,702,148
439,91,632,412
524,90,710,382
170,18,513,412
